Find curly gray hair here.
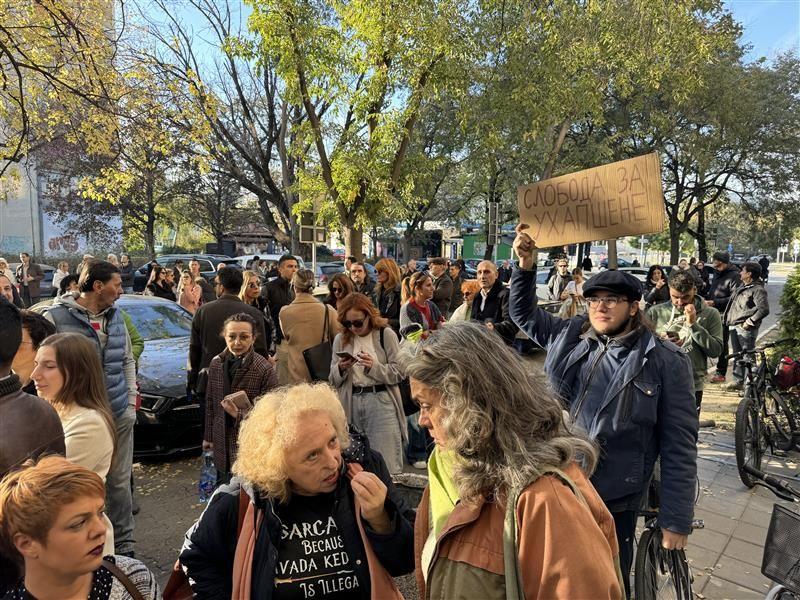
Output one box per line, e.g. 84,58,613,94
400,321,597,501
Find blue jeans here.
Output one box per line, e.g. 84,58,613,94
106,406,136,555
405,413,432,462
730,325,758,385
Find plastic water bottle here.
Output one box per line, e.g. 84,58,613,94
199,450,216,502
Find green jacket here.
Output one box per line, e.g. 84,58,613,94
647,297,723,391
120,309,144,367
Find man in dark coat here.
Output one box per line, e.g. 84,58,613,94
261,254,298,345
429,257,453,316
0,299,66,594
448,260,466,313
15,252,44,307
705,252,741,383
471,260,518,345
497,260,512,283
349,261,375,298
188,268,270,397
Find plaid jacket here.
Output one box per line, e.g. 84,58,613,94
204,349,278,474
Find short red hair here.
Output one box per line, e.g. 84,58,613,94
0,456,105,561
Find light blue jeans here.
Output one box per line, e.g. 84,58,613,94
352,391,404,476
106,405,136,555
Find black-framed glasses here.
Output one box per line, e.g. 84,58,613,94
585,296,626,308
332,286,343,293
342,318,366,329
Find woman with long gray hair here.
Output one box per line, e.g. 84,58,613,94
404,321,622,599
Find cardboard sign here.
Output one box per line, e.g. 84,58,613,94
517,153,664,246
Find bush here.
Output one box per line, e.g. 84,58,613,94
777,265,800,359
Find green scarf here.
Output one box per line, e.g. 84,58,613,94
427,447,461,538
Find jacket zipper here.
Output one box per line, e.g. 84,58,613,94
571,339,611,419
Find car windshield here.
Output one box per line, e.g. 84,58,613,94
320,265,342,274
122,302,192,340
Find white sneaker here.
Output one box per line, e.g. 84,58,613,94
412,460,427,469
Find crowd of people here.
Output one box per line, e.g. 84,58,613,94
0,236,774,599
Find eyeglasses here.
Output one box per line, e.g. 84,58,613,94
342,318,366,329
332,286,343,293
247,282,259,289
585,296,627,308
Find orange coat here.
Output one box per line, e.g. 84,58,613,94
414,462,622,600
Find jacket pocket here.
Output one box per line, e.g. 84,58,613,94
623,380,660,425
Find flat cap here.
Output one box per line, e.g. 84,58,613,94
582,270,642,302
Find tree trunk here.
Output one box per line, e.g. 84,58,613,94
607,239,618,269
343,223,363,260
696,203,708,262
669,226,682,265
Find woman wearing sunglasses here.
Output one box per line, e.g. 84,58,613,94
329,293,407,476
239,270,275,354
324,273,353,310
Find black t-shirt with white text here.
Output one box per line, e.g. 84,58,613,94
273,491,365,600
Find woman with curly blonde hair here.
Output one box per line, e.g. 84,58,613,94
404,321,622,599
179,383,415,599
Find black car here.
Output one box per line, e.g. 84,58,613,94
132,254,231,292
31,295,201,458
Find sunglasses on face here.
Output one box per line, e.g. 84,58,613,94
342,318,366,329
332,286,343,293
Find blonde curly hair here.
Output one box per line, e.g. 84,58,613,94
233,383,349,503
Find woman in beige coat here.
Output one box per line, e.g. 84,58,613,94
278,269,340,384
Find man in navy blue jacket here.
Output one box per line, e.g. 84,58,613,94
509,225,698,598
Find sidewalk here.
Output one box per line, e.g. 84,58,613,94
688,425,799,598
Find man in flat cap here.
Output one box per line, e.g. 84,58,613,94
508,225,698,599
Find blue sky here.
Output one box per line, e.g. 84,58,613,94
724,0,800,61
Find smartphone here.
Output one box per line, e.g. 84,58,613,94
336,351,356,360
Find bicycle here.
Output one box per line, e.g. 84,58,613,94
634,470,704,600
729,339,798,488
740,463,800,599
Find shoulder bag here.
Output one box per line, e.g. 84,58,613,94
302,305,333,381
101,559,146,600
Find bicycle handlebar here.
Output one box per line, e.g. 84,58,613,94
742,464,800,502
722,338,794,361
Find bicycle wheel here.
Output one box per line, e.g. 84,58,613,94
735,393,764,488
765,390,797,452
634,527,693,600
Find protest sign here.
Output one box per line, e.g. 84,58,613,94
517,153,664,247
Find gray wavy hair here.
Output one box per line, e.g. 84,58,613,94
400,321,597,501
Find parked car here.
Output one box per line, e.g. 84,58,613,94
749,254,773,262
31,295,200,458
598,256,635,269
230,253,306,272
8,263,56,297
315,262,345,284
132,254,228,292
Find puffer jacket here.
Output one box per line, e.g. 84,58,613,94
179,431,415,599
509,266,698,534
724,280,769,330
414,462,621,600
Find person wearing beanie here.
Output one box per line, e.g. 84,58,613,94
508,224,698,599
705,251,741,383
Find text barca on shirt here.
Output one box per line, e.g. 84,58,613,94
273,492,364,599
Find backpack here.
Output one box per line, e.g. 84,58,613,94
776,356,800,390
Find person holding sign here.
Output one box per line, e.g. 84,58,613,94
509,224,698,599
180,384,415,599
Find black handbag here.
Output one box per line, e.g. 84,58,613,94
303,306,333,381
